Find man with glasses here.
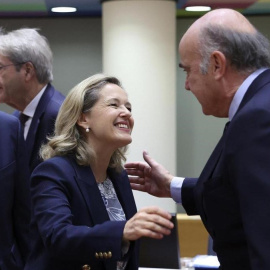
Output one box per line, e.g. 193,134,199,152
0,28,65,172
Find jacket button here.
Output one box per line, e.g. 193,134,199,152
103,252,108,259
82,265,90,270
99,252,103,259
95,252,99,259
108,251,112,258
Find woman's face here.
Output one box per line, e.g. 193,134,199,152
84,83,134,152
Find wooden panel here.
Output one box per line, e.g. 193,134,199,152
177,214,209,258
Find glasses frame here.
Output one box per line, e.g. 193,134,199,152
0,62,26,72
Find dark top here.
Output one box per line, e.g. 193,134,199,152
25,156,139,270
0,112,31,270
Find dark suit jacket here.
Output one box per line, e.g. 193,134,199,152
182,69,270,270
0,112,31,270
25,156,138,270
14,84,65,172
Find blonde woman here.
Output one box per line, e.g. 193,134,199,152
25,74,173,270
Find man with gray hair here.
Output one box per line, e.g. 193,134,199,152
0,28,65,172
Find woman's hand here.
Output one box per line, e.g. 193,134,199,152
123,206,174,241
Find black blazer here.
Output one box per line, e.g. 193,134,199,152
25,156,139,270
0,112,31,270
182,69,270,270
14,84,65,172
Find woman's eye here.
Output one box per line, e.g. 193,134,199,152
109,103,118,107
126,107,132,112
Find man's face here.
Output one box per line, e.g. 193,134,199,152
178,38,220,116
0,54,24,108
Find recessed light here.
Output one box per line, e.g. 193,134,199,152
185,6,211,12
51,7,77,13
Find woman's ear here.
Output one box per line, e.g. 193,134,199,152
77,113,89,129
210,51,226,80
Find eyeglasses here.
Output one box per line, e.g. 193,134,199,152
0,62,26,72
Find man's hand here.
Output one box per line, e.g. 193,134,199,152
124,151,174,198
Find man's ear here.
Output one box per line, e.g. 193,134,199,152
23,62,35,81
210,51,226,80
77,113,89,129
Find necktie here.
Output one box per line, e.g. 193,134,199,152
19,113,29,139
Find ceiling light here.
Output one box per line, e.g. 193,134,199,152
185,6,211,12
51,7,77,13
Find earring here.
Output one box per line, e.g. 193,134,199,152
86,128,90,133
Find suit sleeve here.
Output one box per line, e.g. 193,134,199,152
181,178,199,215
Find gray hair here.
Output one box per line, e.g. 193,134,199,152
0,28,53,83
199,25,270,75
41,73,128,172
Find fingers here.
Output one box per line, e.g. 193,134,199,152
125,151,155,170
130,182,147,192
125,167,145,177
123,206,174,241
124,161,148,170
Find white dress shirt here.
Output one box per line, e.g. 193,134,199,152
21,85,47,140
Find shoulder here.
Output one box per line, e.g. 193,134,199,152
0,111,19,125
0,112,20,136
32,156,75,179
37,86,65,121
47,84,65,104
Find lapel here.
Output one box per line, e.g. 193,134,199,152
195,122,230,221
71,159,110,224
71,158,136,224
25,84,54,152
107,168,137,220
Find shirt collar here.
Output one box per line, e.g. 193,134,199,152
22,85,47,118
228,68,267,121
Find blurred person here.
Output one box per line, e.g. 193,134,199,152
25,74,173,270
125,8,270,270
0,111,30,270
0,27,65,172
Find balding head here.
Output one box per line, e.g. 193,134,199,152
182,9,256,48
179,8,270,76
195,8,255,33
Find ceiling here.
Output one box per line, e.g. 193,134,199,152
0,0,270,18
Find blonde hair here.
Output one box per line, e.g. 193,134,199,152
41,74,128,171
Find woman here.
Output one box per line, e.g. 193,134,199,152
25,74,173,270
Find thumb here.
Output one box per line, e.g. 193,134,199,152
143,150,158,168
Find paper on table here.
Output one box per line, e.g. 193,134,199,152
192,255,220,268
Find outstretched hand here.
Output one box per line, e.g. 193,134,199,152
123,206,174,241
124,151,174,198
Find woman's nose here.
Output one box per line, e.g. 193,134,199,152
120,106,132,117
